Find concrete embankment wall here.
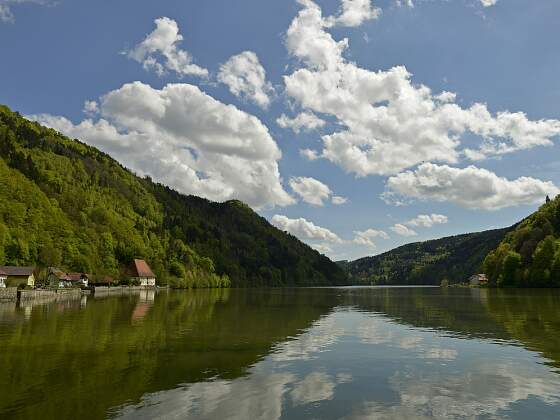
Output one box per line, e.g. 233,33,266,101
0,287,18,301
0,288,82,303
1,286,155,302
18,288,81,302
93,286,150,295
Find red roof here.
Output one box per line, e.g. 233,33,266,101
133,259,155,278
0,269,7,276
67,273,85,282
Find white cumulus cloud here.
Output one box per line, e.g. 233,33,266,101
276,112,326,133
285,0,349,70
324,0,381,28
82,100,99,117
0,0,52,23
127,17,208,78
290,176,332,206
218,51,274,109
331,196,348,205
398,0,497,8
353,228,390,248
33,81,294,209
312,243,334,254
406,214,448,228
283,0,560,177
391,224,418,237
386,163,560,210
300,148,320,161
271,215,342,243
395,0,415,7
289,176,345,206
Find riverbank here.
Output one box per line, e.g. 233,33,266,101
0,285,163,304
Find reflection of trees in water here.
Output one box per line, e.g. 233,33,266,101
4,287,558,419
340,287,560,370
482,289,560,371
0,288,336,420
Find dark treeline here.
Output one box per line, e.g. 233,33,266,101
342,227,510,285
0,105,347,287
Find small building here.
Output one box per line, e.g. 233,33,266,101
48,267,67,288
0,269,7,288
0,266,35,288
67,273,89,287
131,259,156,287
48,267,88,288
469,274,488,286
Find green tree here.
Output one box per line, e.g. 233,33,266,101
38,245,62,268
501,251,521,287
0,104,347,289
169,260,186,278
529,235,556,286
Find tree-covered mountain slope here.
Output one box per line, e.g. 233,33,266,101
483,196,560,287
342,227,511,285
0,104,347,287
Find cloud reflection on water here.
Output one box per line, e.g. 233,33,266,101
115,309,560,420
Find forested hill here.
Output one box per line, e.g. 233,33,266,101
342,227,511,285
483,196,560,287
0,104,347,287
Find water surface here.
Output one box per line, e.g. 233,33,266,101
1,287,560,419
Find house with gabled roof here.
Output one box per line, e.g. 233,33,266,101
469,273,488,286
131,259,156,287
0,266,35,288
48,267,89,288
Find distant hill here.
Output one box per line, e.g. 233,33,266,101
483,195,560,287
0,104,347,287
342,227,511,285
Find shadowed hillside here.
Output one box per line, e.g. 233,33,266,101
343,227,511,285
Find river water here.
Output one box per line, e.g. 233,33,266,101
1,287,560,419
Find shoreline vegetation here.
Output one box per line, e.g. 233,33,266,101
0,105,346,289
1,104,558,290
483,196,560,288
342,195,560,289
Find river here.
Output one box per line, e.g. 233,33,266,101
1,287,560,419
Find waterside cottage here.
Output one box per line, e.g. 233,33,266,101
469,274,488,286
48,267,89,288
0,266,35,288
131,259,156,287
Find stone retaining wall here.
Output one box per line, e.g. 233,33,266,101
18,288,81,302
93,286,146,294
0,287,18,301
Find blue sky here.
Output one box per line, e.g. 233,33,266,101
1,0,559,260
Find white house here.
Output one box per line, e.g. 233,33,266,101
131,259,156,287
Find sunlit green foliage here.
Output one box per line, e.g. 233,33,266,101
0,104,346,287
483,196,560,287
